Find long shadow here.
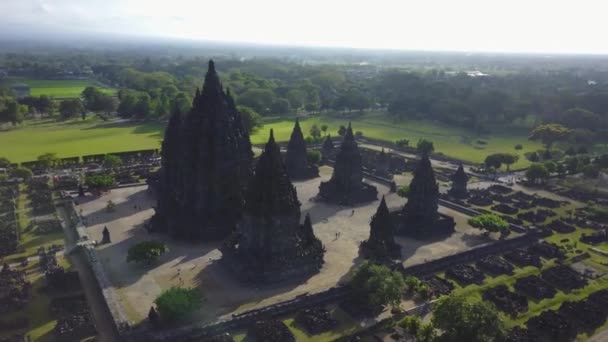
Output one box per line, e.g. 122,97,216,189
82,188,152,226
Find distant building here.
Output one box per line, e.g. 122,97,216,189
10,83,30,98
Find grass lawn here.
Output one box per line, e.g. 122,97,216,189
252,112,541,168
1,77,115,99
0,117,163,163
0,112,539,166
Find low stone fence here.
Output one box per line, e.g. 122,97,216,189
59,194,131,335
401,229,550,278
139,286,350,341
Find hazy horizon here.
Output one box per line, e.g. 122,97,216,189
1,0,607,55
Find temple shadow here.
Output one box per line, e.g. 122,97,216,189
81,189,152,226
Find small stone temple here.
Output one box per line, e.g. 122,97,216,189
151,61,253,240
317,123,377,204
360,196,401,261
222,130,325,283
448,164,469,198
285,119,319,180
397,155,455,238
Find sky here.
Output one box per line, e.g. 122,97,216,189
1,0,607,54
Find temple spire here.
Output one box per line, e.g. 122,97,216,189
286,119,318,180
449,164,468,198
361,196,400,260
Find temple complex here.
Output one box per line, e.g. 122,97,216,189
449,164,469,198
222,130,325,283
317,123,377,204
285,119,319,180
360,196,400,261
151,61,253,240
397,155,455,238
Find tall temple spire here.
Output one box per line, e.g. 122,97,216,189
318,123,377,204
286,119,319,180
151,61,253,240
246,129,300,218
222,130,325,283
449,164,469,198
361,196,400,260
399,154,454,237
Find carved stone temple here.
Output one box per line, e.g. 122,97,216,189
360,196,400,261
222,130,325,283
448,164,469,199
396,155,455,238
317,123,377,204
285,119,319,180
151,60,253,240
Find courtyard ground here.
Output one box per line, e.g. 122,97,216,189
76,166,488,325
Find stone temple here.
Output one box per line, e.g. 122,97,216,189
360,196,400,261
448,164,469,199
317,123,377,204
285,119,319,180
222,130,325,283
151,61,253,240
396,155,455,238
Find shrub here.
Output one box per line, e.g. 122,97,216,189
397,185,410,198
395,139,410,148
527,151,539,162
514,144,523,150
127,241,168,265
307,150,322,164
468,214,509,234
350,261,405,308
86,174,115,190
355,131,363,138
10,167,32,180
154,287,202,322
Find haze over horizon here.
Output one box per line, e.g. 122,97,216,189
0,0,607,55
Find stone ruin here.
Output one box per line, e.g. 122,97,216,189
448,164,468,198
317,123,377,205
394,155,455,238
248,319,295,342
151,60,253,240
483,285,528,316
285,119,319,180
360,196,401,261
295,306,338,335
222,130,325,283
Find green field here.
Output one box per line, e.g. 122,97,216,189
253,112,541,168
0,112,540,167
1,77,115,98
0,117,163,163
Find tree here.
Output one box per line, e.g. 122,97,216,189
525,163,550,184
310,124,321,139
543,161,557,174
529,123,570,152
484,154,503,170
417,323,437,342
97,95,118,114
514,144,523,150
103,154,122,170
0,157,10,168
395,139,410,148
501,153,519,171
127,241,168,265
416,139,434,156
59,98,84,119
270,98,291,114
154,287,202,322
349,261,405,308
566,157,579,174
86,174,115,191
432,295,505,342
237,105,262,134
321,124,328,134
468,214,509,235
397,185,410,198
307,150,322,164
37,153,57,169
10,167,32,180
338,125,347,136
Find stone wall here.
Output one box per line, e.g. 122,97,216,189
60,195,132,336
